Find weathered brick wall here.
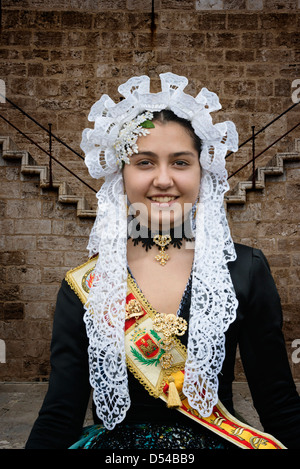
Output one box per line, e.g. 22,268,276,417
0,152,94,380
0,1,299,189
227,151,300,381
1,141,299,382
0,0,299,381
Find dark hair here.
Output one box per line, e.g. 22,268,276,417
152,109,202,154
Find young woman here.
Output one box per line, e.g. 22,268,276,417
26,73,300,450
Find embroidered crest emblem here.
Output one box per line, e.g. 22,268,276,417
136,333,159,359
129,327,164,367
82,267,95,293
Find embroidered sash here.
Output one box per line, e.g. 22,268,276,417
66,257,286,450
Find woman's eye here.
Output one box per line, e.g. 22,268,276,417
174,160,188,166
137,160,152,166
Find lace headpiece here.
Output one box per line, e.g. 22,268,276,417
81,72,239,429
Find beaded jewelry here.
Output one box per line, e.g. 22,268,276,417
114,111,154,167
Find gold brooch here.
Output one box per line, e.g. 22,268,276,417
153,234,172,266
125,299,144,321
153,312,187,407
153,312,187,366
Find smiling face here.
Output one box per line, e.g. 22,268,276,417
123,120,201,232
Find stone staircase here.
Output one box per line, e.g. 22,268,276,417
1,135,300,215
0,135,97,219
225,138,300,206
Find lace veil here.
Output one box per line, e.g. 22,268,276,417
80,73,239,429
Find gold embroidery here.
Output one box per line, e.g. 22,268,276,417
249,437,268,449
211,411,226,427
231,427,246,441
139,337,158,357
130,327,147,343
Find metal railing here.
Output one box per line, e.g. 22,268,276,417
227,100,300,188
0,93,97,193
0,92,299,194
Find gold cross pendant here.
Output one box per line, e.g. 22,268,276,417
153,234,172,266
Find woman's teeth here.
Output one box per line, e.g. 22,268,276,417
150,196,177,202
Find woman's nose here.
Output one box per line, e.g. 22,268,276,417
153,165,174,188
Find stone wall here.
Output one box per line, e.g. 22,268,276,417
0,0,299,382
226,150,300,381
0,0,299,189
0,145,94,380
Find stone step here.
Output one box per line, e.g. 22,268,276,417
225,140,300,206
0,135,97,219
2,135,300,215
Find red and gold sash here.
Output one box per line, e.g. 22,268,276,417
66,257,286,450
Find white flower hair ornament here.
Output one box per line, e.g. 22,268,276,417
80,73,239,430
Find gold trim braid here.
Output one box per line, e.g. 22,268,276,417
65,256,98,304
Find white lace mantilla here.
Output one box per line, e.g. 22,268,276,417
183,173,238,416
81,73,239,429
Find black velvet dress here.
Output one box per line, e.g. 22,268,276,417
25,244,300,449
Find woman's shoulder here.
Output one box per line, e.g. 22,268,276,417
232,242,266,265
229,243,271,300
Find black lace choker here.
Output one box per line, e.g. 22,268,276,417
128,224,194,266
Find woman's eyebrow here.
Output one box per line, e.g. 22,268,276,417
172,151,197,157
134,151,157,157
134,151,197,157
